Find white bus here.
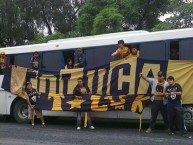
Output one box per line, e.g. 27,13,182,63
0,28,193,129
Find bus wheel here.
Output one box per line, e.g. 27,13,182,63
13,99,29,123
183,106,193,131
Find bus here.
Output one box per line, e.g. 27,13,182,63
0,28,193,129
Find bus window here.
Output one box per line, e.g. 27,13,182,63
14,53,32,68
170,41,179,60
42,51,63,70
9,55,15,65
179,39,193,60
62,50,74,69
139,41,166,60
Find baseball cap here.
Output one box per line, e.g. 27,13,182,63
26,82,32,85
77,48,83,52
158,71,165,77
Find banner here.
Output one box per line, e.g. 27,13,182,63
2,58,193,113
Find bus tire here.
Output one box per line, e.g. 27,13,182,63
13,99,29,123
183,106,193,131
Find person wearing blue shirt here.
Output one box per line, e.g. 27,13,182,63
74,48,86,68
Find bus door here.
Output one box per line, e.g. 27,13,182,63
0,76,6,114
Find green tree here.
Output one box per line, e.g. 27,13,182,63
76,0,169,35
166,0,193,28
0,0,37,46
151,22,176,31
92,7,123,34
31,32,65,44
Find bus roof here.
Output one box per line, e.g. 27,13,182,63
1,28,193,55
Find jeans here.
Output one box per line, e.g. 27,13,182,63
149,100,168,129
167,105,187,134
77,112,93,127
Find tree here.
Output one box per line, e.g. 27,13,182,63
151,22,176,31
165,0,193,28
92,7,123,34
0,0,37,46
31,32,65,44
76,0,169,36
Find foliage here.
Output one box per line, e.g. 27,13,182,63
31,32,65,44
165,0,193,28
92,7,123,34
151,22,176,31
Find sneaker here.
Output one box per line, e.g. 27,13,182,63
182,133,192,139
77,127,81,130
89,126,95,130
145,128,152,134
168,132,175,135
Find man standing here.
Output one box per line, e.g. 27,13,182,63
165,76,190,138
73,77,95,130
74,48,86,68
30,51,40,70
26,82,46,128
140,71,168,133
111,40,130,59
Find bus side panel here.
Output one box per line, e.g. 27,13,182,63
86,45,116,68
179,39,193,60
139,41,166,60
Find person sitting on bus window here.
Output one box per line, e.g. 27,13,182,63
129,47,140,58
140,71,168,134
73,77,95,130
111,40,130,59
26,82,46,128
65,58,74,69
30,51,40,70
0,52,7,73
74,48,86,68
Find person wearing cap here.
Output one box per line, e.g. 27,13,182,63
165,76,190,138
111,40,130,59
26,82,46,128
30,51,40,70
140,71,168,133
74,48,86,68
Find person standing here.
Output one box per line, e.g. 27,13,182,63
140,71,168,133
165,76,190,138
26,82,46,128
73,77,95,130
111,40,130,59
74,48,86,68
30,51,40,70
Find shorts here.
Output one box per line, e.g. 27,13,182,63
28,105,43,119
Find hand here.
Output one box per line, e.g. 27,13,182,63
76,96,82,100
164,93,170,97
30,105,34,110
74,64,78,67
139,73,143,78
